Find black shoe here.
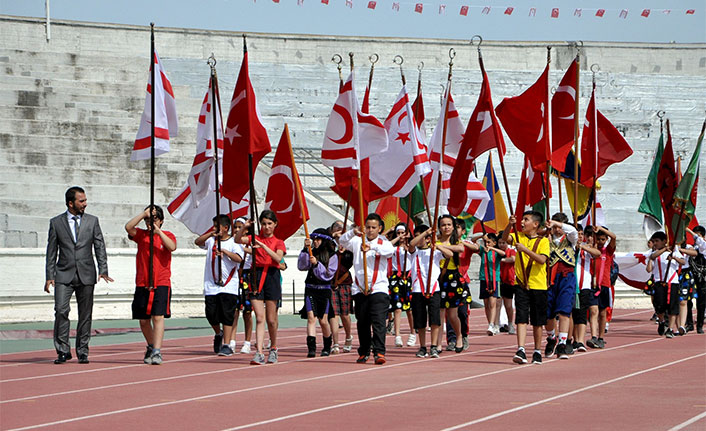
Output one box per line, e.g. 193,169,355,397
306,336,316,358
658,321,666,336
54,352,72,364
556,343,569,359
213,332,223,354
513,349,527,364
532,351,542,364
78,354,89,364
544,336,557,358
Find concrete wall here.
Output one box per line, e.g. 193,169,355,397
0,15,703,321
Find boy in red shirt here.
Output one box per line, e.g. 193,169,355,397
125,206,177,365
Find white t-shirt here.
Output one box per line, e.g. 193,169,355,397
390,246,414,274
201,236,244,296
339,229,395,295
651,248,683,285
411,247,443,294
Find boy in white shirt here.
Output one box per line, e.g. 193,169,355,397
339,213,395,365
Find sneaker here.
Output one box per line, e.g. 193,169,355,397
395,336,404,347
416,347,428,358
665,329,675,339
343,336,354,353
658,321,667,336
597,338,606,349
332,344,340,355
532,351,542,364
213,332,223,354
575,342,587,352
487,324,495,336
508,323,516,335
586,337,599,349
544,336,557,358
678,326,686,336
143,345,154,365
356,355,369,364
374,354,386,365
267,349,278,364
446,340,457,351
513,349,528,364
499,324,509,333
462,336,469,351
430,346,440,358
564,341,574,355
556,343,569,359
407,333,417,347
150,352,162,365
218,345,234,356
250,352,266,365
240,341,251,354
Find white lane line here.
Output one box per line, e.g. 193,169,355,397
5,343,517,431
442,353,706,430
667,411,706,431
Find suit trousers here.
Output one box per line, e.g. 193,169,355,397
353,292,389,357
54,272,94,356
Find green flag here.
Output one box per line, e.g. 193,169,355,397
670,121,704,244
400,181,427,220
638,133,665,223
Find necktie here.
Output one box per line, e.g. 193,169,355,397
72,216,80,242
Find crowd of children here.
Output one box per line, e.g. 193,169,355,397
125,208,706,366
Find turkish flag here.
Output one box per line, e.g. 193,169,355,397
579,88,633,188
265,127,309,240
495,64,550,172
449,67,505,216
551,59,578,171
222,50,271,202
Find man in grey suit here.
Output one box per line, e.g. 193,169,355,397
45,186,113,364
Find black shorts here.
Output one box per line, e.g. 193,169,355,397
411,292,441,329
205,292,238,327
479,279,500,299
304,286,335,319
132,286,171,319
500,283,515,299
514,288,548,327
572,290,593,325
250,267,282,303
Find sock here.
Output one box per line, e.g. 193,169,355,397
559,332,568,345
152,348,161,355
547,330,556,338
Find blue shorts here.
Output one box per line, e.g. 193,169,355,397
548,272,576,318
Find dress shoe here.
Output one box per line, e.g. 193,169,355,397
54,352,72,364
78,354,89,364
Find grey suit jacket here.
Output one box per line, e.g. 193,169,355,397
45,212,109,285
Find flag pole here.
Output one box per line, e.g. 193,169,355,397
413,61,433,225
148,22,155,290
545,46,552,219
426,48,455,297
285,123,312,257
350,52,370,295
207,54,224,283
573,49,581,227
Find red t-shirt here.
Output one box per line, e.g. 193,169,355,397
593,242,615,288
500,247,516,285
130,227,175,287
254,235,286,267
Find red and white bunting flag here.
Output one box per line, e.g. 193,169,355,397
265,129,309,240
449,67,505,216
514,156,547,229
641,9,650,17
619,9,628,18
551,8,559,18
574,8,582,17
551,58,578,172
415,3,423,13
596,9,605,17
425,87,464,213
132,51,178,161
369,86,431,200
222,49,272,203
529,7,536,17
504,7,513,15
481,6,491,14
321,72,388,170
460,5,468,16
495,64,550,172
367,1,376,9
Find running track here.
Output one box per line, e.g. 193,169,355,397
1,309,704,431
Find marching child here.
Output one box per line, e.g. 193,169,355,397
195,215,244,357
498,236,516,335
237,210,287,365
339,213,395,365
388,223,415,348
125,206,176,365
572,226,601,351
592,225,618,347
298,228,338,357
543,213,579,359
646,231,686,338
502,211,550,365
478,233,505,336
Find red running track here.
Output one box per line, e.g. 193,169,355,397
1,309,705,431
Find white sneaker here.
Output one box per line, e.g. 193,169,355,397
395,336,403,347
407,333,417,347
487,324,495,336
240,341,251,354
492,324,500,336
